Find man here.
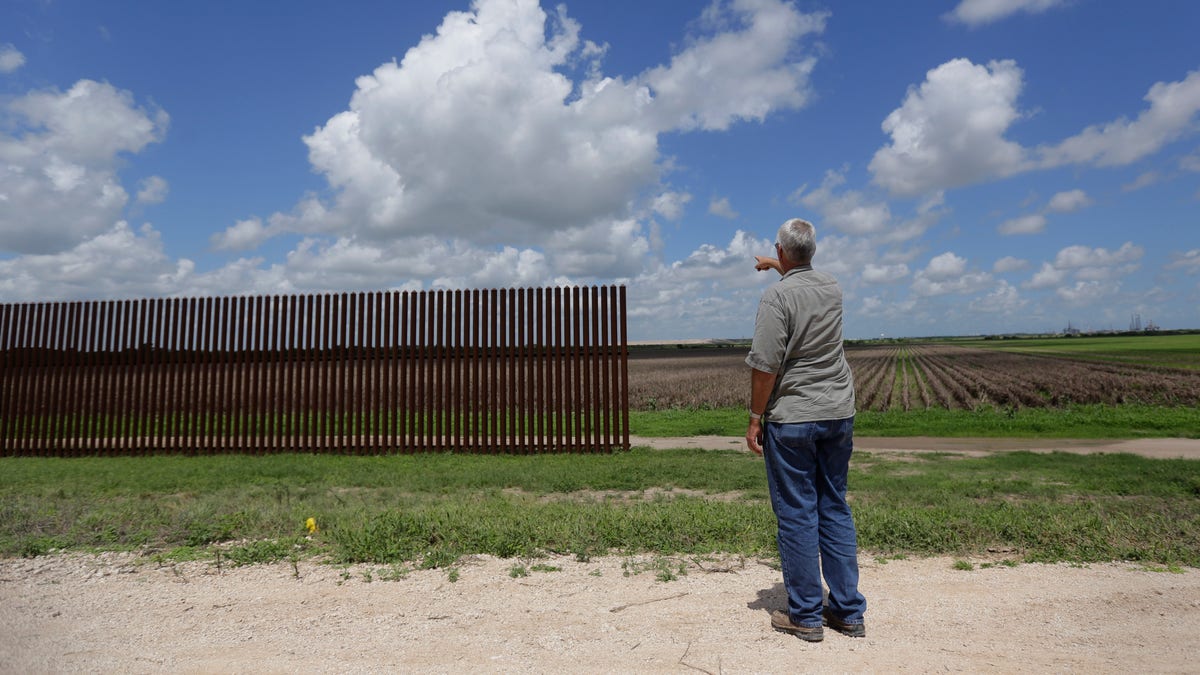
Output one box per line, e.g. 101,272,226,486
746,218,867,643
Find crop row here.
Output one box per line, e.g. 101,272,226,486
628,344,1200,412
853,344,1200,412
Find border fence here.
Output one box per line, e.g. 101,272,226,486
0,286,629,456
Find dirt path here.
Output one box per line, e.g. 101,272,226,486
3,552,1198,673
632,435,1200,459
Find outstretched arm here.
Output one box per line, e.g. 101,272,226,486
754,256,784,276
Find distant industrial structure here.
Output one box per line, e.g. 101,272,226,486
1061,314,1160,336
1129,313,1160,332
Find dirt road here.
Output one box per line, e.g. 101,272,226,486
632,435,1200,459
3,552,1198,673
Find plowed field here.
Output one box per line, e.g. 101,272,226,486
628,343,1200,411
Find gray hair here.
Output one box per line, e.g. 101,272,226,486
777,218,816,264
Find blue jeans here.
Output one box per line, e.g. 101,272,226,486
762,417,866,628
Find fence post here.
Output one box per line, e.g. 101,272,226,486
0,286,630,455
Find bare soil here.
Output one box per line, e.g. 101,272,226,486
633,435,1200,460
3,437,1198,673
2,551,1198,673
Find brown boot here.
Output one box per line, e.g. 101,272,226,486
770,610,824,642
822,607,866,637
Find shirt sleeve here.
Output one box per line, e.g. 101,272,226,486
745,292,787,374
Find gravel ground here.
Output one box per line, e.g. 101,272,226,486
632,435,1200,459
3,551,1198,673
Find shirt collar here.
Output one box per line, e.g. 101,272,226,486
782,264,814,278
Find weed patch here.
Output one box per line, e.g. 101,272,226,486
2,449,1197,567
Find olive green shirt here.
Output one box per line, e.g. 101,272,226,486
746,265,856,423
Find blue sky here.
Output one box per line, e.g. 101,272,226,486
2,0,1198,340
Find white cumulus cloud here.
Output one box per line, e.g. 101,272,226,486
1056,280,1118,306
1046,189,1091,213
911,252,992,296
871,63,1200,199
1039,69,1200,168
0,222,192,302
870,59,1028,196
211,217,273,252
136,175,169,204
651,191,692,220
993,256,1029,273
998,213,1046,235
708,196,739,219
0,80,168,254
1025,262,1065,289
1166,249,1200,274
0,44,25,73
862,263,909,284
792,171,943,244
275,0,826,269
1053,242,1143,269
946,0,1072,28
545,218,650,279
1023,242,1143,294
922,252,969,280
968,280,1026,314
627,229,773,337
795,171,893,236
1121,171,1161,192
640,0,827,132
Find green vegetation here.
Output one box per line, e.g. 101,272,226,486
855,404,1200,438
959,333,1200,370
3,448,1198,567
630,403,1200,439
852,450,1200,564
630,407,748,437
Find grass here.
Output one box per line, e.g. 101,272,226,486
630,403,1200,439
3,447,1198,568
959,333,1200,369
630,408,748,437
851,450,1200,564
854,404,1200,438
